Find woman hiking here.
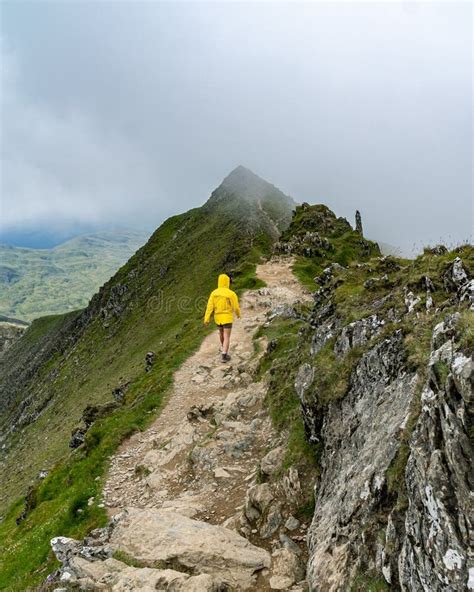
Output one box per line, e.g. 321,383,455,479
204,273,241,362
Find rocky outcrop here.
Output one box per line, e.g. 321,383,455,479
274,203,379,261
69,401,120,448
50,509,271,590
145,350,155,371
443,256,474,309
61,558,222,591
398,318,473,591
276,231,332,258
298,255,473,591
355,210,363,236
333,314,384,357
270,548,306,590
305,331,419,589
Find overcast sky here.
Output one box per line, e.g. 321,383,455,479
0,1,472,252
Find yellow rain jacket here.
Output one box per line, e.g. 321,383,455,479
204,274,241,325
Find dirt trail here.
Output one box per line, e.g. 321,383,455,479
102,257,310,589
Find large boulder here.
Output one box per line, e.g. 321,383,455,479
110,508,271,589
443,257,469,292
260,446,285,476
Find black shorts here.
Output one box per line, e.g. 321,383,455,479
217,323,233,329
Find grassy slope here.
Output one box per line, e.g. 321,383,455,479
0,230,149,321
0,177,293,590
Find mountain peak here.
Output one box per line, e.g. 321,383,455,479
220,165,277,198
207,166,295,210
223,164,260,183
204,166,295,233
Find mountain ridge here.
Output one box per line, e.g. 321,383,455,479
0,168,295,521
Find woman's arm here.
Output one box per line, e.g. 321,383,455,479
204,293,214,324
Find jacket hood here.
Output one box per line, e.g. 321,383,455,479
218,274,230,289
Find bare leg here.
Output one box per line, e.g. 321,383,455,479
218,326,224,348
222,328,231,354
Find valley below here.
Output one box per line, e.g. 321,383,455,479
0,230,149,322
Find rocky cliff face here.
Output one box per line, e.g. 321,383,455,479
297,330,418,588
298,312,472,591
278,206,473,591
398,315,472,591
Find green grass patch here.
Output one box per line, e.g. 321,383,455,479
457,310,474,355
112,550,147,568
291,258,323,290
255,318,302,376
111,549,193,574
256,317,319,469
350,573,390,592
401,314,439,370
311,340,364,406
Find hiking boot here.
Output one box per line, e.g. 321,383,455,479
221,353,231,363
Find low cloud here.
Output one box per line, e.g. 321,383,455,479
1,2,472,252
1,42,166,234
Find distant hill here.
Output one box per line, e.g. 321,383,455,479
0,229,150,321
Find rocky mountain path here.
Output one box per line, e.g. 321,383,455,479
95,257,312,590
103,258,307,518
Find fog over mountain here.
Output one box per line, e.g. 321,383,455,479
1,2,472,253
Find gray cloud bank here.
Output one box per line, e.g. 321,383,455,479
1,2,472,253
